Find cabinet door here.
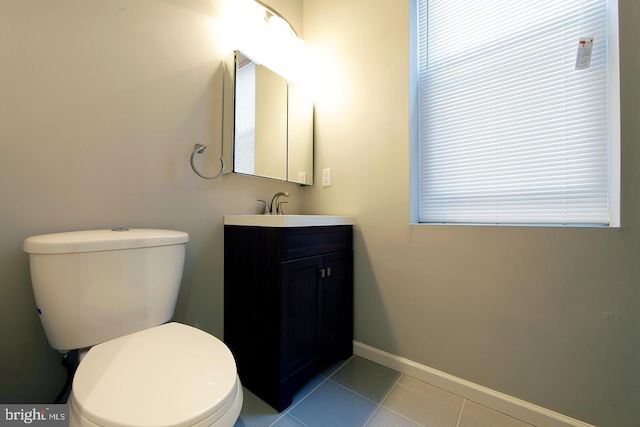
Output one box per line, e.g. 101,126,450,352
321,251,353,355
280,256,323,377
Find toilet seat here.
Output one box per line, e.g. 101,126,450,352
70,322,241,427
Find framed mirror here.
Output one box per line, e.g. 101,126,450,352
222,51,314,185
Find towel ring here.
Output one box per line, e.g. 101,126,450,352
189,144,225,180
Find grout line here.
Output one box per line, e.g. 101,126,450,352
376,374,427,427
327,378,381,405
268,413,287,427
275,378,329,422
326,355,355,379
321,377,409,425
360,372,427,427
322,373,428,427
367,371,404,421
355,373,400,427
361,408,379,427
376,407,427,427
270,356,355,426
324,363,404,408
378,372,404,406
287,413,310,427
455,399,467,427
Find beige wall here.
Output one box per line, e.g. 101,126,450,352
302,1,640,426
0,0,304,402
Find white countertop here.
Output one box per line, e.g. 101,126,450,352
223,215,356,227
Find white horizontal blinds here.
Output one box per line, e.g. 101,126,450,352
234,61,256,175
418,0,610,224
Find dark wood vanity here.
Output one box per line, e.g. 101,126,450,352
224,223,353,411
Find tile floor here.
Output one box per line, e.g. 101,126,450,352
234,355,537,427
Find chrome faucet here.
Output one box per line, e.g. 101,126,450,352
270,192,290,215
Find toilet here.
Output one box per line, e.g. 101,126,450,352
23,228,243,427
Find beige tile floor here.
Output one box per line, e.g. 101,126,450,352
234,355,536,427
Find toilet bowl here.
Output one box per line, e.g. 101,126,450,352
69,322,243,427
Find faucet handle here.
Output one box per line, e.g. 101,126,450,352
277,201,288,215
257,200,270,215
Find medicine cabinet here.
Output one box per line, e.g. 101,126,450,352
222,51,314,185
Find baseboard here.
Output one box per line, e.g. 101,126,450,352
353,341,595,427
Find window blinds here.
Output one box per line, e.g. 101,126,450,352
235,61,256,175
418,0,615,225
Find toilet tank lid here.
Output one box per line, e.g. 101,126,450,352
23,229,189,254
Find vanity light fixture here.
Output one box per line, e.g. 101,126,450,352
255,0,300,37
225,0,307,83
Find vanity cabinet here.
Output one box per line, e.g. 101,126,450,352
224,225,353,411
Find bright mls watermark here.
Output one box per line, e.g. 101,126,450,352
0,405,68,427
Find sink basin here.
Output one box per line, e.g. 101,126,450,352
223,215,356,227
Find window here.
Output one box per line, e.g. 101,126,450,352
417,0,619,226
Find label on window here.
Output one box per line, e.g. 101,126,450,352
575,37,594,70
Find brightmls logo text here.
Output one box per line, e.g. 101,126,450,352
1,406,67,427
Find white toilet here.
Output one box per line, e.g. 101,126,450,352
23,228,243,427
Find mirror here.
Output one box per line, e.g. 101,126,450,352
222,51,314,185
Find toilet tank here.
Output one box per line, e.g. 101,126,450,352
23,229,189,351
